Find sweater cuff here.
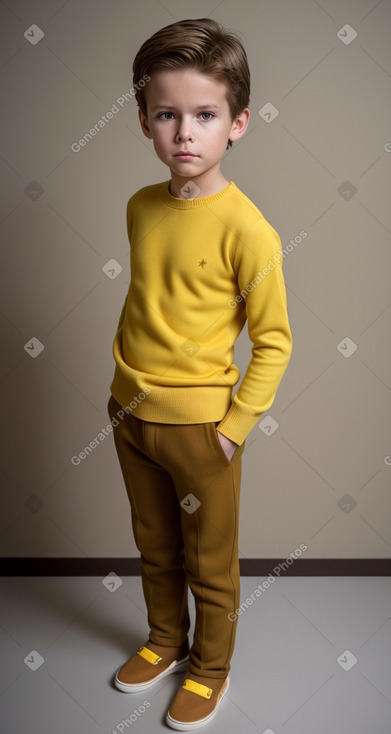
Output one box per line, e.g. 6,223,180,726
216,405,262,446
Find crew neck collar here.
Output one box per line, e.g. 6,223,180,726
160,180,236,209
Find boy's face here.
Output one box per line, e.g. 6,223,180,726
138,68,249,189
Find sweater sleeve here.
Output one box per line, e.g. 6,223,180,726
216,217,293,445
111,198,133,366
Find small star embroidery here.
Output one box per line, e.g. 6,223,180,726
198,259,207,269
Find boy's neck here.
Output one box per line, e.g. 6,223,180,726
168,167,231,199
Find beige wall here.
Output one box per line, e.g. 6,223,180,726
1,0,390,561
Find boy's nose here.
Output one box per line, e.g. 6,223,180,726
175,120,194,142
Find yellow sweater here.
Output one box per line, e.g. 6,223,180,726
110,180,292,446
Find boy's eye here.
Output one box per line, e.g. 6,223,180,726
156,112,215,121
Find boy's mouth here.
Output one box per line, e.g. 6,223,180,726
174,151,198,159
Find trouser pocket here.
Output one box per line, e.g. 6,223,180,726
207,422,245,466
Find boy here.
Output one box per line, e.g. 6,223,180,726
107,17,292,731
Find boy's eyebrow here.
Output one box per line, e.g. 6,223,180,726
150,104,222,112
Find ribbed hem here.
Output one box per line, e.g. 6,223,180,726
159,180,237,209
109,368,265,445
110,377,233,427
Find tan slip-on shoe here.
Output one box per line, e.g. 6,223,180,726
166,674,229,731
114,641,189,693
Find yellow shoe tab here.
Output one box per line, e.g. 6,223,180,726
182,679,213,699
137,646,162,665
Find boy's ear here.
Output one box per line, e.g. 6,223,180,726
138,108,153,139
228,107,250,144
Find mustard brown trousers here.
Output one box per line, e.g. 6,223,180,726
107,394,246,679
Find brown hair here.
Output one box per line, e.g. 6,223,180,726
132,18,250,148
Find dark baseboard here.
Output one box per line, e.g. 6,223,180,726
0,558,390,576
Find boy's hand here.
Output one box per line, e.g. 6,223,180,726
216,429,239,461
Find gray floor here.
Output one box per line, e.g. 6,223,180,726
0,576,390,733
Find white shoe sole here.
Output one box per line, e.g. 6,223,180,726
165,675,230,731
114,655,189,693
